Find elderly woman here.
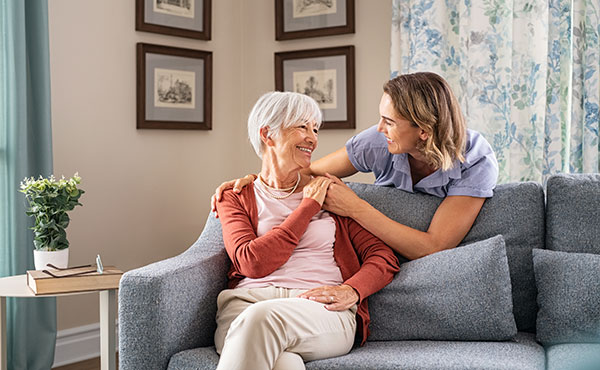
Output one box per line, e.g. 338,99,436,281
214,72,498,261
214,91,399,370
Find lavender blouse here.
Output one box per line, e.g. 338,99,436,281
345,126,499,198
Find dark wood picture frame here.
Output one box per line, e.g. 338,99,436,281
275,0,354,40
136,0,211,40
137,43,212,130
275,46,355,129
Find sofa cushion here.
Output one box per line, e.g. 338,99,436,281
545,343,600,370
168,347,220,370
368,235,517,341
546,173,600,254
168,333,544,370
533,249,600,344
306,332,544,370
348,181,544,332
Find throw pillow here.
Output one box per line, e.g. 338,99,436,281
368,235,518,341
533,249,600,344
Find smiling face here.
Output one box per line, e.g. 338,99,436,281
263,119,319,171
376,93,427,157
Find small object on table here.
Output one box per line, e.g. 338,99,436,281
96,254,104,274
26,261,122,295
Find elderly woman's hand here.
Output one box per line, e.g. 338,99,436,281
321,174,364,217
303,176,333,206
298,284,359,311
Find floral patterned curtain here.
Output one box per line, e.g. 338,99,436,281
391,0,599,183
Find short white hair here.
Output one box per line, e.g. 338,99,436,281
248,91,322,157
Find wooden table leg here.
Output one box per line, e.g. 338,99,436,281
100,290,116,370
0,297,6,370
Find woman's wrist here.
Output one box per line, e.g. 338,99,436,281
348,197,369,219
341,284,360,303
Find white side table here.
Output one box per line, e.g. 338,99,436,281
0,275,117,370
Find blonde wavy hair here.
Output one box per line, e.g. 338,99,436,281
383,72,466,171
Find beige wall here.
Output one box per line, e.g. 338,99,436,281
48,0,391,331
239,1,391,178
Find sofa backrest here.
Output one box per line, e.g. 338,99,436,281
546,173,600,254
347,181,545,333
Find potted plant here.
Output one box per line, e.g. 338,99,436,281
19,173,85,270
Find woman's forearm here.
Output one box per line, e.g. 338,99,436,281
349,200,435,260
349,195,485,260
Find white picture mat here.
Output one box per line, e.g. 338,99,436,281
145,0,203,31
293,69,337,110
283,0,346,32
283,55,347,121
145,53,204,122
154,0,195,18
292,0,337,18
154,68,196,109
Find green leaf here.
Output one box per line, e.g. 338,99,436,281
21,173,83,250
57,213,70,228
48,238,57,250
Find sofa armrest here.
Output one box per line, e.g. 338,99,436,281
118,233,229,370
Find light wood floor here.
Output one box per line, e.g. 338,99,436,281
52,355,118,370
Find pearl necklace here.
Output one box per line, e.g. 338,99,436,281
259,172,301,199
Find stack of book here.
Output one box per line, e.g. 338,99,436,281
26,265,123,295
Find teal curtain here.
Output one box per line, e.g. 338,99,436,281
391,0,599,183
0,0,57,369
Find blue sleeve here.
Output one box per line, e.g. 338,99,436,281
345,125,387,173
447,131,499,198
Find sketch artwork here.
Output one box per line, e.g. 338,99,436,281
293,69,337,110
154,0,194,18
154,68,196,109
293,0,336,18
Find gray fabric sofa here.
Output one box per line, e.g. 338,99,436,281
118,173,600,370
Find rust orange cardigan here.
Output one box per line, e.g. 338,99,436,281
216,183,400,344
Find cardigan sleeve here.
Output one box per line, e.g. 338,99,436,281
216,188,321,279
343,219,400,304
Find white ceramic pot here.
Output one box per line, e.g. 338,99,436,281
33,248,69,270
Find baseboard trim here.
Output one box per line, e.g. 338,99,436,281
52,322,119,368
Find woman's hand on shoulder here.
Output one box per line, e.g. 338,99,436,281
298,284,359,311
302,176,333,206
321,174,363,217
211,174,257,216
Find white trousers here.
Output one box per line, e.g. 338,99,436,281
214,286,357,370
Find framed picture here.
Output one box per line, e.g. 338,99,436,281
137,43,212,130
275,46,355,129
136,0,211,40
275,0,354,40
